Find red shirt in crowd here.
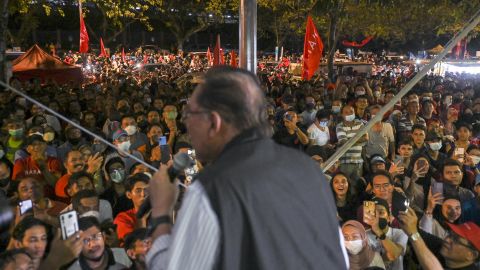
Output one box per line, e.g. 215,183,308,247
55,174,71,204
12,156,62,199
114,208,137,241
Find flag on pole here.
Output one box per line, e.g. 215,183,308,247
230,50,237,67
99,38,108,57
213,35,222,66
78,0,89,53
122,48,126,63
301,16,323,81
206,47,213,66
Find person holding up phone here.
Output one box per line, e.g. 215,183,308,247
363,197,408,270
272,110,309,150
420,190,462,239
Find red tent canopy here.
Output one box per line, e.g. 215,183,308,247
12,44,83,84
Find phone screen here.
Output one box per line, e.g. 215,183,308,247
159,136,170,164
158,136,167,146
59,211,79,240
392,191,410,218
19,200,33,216
431,181,443,196
363,201,376,223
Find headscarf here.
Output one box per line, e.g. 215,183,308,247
342,220,376,270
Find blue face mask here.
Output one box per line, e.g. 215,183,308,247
319,121,329,127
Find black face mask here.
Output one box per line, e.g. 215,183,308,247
0,177,9,188
378,218,388,230
306,103,315,111
69,137,81,145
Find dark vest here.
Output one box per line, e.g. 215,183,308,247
199,128,347,270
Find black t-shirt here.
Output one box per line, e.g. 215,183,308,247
273,125,306,150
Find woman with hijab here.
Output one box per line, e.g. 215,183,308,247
342,220,385,270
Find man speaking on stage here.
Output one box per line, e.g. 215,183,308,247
145,66,348,270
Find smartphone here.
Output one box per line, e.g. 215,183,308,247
363,201,376,223
417,159,427,169
19,200,33,216
59,211,79,240
184,149,199,184
284,113,293,121
454,148,465,163
391,191,410,218
159,136,170,164
431,181,443,196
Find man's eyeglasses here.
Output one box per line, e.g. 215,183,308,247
373,183,391,190
83,232,103,245
181,109,210,122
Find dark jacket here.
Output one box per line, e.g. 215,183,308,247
199,128,347,270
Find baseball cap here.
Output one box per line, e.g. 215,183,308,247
26,134,45,146
112,129,128,141
425,131,442,141
446,222,480,252
370,155,386,165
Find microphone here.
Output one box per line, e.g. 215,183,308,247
137,152,193,218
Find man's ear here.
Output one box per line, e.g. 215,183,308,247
126,249,136,260
126,191,132,200
13,239,22,249
208,111,222,137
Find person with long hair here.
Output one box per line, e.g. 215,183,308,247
330,172,361,223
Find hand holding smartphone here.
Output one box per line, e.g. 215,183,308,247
59,211,79,240
159,136,171,164
19,200,33,216
363,201,376,224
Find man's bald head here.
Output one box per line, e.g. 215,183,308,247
195,66,270,136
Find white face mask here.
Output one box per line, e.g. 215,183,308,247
429,142,442,151
471,155,480,166
332,106,341,114
373,91,381,98
355,91,366,96
80,210,100,220
344,239,364,255
345,114,355,122
125,125,137,136
118,140,131,153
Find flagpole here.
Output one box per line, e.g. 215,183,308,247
239,0,257,73
322,7,480,172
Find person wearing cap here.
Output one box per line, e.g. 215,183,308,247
445,122,473,159
423,130,447,170
363,196,408,270
12,134,62,199
57,126,87,164
366,105,395,161
440,222,480,269
103,129,144,178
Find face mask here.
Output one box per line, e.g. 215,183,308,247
68,137,81,145
145,98,152,104
355,91,366,96
345,114,355,122
8,128,24,137
0,177,9,188
429,142,442,151
319,121,329,127
80,210,100,220
344,240,364,255
306,103,315,111
471,156,480,166
43,132,55,142
373,91,381,98
167,111,178,120
118,141,131,153
332,106,341,114
110,169,126,183
378,218,388,230
125,125,137,136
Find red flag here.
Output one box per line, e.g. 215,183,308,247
302,16,323,81
342,36,373,48
122,48,126,63
206,47,213,66
213,35,222,66
78,0,89,53
99,38,108,57
230,50,237,67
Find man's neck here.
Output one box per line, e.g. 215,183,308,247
356,108,365,116
133,261,146,270
408,114,417,121
86,253,107,270
428,149,439,158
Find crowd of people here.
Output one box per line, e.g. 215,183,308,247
0,45,480,270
